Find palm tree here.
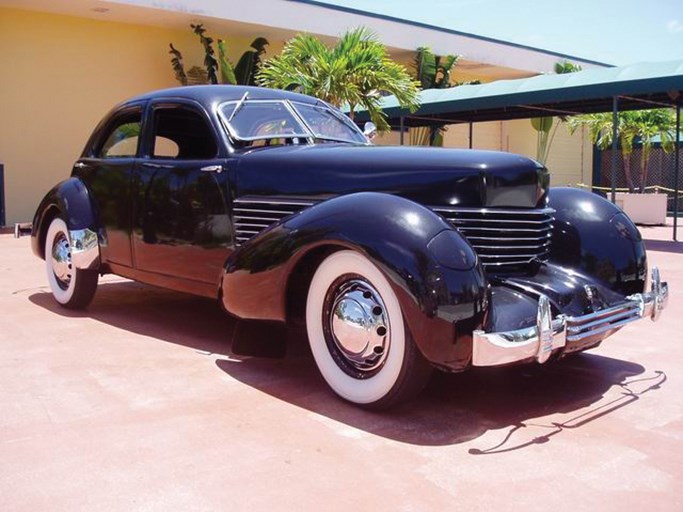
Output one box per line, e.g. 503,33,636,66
632,109,676,189
256,27,420,131
567,109,676,192
410,47,480,146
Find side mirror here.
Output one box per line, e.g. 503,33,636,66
363,122,377,141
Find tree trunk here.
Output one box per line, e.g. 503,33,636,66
641,155,651,193
623,153,635,193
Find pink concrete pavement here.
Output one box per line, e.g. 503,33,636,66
1,225,682,511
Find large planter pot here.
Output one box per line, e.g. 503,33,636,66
614,192,667,225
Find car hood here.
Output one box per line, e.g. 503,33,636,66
234,143,549,208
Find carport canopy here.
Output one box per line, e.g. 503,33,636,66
355,59,683,126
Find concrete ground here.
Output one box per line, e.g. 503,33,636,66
1,225,682,512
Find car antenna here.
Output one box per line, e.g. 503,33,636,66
228,91,249,122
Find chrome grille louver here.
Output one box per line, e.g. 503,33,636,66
233,197,315,245
430,206,555,268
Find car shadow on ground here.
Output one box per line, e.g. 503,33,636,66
29,280,665,448
644,238,683,254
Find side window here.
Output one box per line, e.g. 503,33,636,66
98,111,142,158
151,106,218,159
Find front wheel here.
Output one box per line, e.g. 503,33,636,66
305,250,432,409
45,217,98,309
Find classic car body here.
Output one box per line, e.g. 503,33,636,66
32,85,669,408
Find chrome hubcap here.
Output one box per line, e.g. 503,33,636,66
328,279,390,372
51,232,72,290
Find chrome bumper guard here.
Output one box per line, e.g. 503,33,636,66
472,267,669,367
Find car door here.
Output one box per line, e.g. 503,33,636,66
132,100,232,285
74,104,144,267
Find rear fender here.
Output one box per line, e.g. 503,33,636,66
31,177,101,270
222,192,489,370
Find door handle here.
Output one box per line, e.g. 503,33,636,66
73,162,89,169
200,165,223,173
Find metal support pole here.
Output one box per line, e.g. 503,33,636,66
0,164,5,227
468,122,473,149
611,96,619,204
674,103,680,241
399,116,404,146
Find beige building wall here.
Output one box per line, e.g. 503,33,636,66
505,118,593,187
0,7,278,225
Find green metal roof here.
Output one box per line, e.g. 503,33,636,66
355,59,683,127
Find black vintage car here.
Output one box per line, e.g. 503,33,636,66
32,85,668,408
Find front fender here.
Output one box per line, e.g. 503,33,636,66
222,192,489,370
31,177,101,269
548,187,647,296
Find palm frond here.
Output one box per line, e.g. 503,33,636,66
168,43,188,86
217,40,237,85
191,23,218,84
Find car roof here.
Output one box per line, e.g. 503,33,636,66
124,85,322,107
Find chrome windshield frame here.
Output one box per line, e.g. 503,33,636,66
217,98,367,145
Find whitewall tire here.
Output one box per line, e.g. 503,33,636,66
45,217,98,309
305,250,432,408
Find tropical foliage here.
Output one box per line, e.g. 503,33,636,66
169,24,268,86
566,109,677,192
414,46,459,90
410,47,480,146
256,27,420,131
530,60,583,164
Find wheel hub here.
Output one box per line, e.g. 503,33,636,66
329,279,390,372
51,233,72,289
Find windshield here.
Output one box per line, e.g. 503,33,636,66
218,99,367,145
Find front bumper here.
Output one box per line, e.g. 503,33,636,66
472,267,669,367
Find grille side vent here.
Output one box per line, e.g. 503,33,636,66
430,206,555,268
233,197,315,245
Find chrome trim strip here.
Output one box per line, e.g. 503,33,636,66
566,308,639,333
457,226,553,233
472,267,669,367
234,215,285,222
566,315,641,342
465,235,552,241
234,197,316,206
476,252,545,260
431,206,555,215
566,303,640,324
473,242,551,250
233,208,299,215
447,218,552,225
68,228,100,270
234,221,272,227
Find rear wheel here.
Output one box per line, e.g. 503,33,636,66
305,250,432,409
45,217,98,309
